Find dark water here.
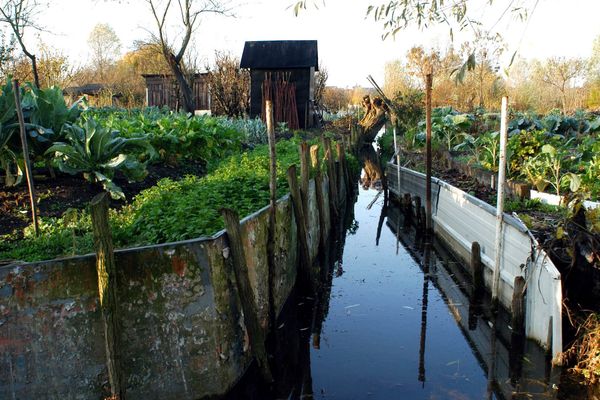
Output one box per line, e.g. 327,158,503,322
221,182,560,400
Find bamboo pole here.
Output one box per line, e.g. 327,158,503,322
393,126,401,195
266,100,276,331
90,193,123,399
425,73,433,234
492,96,509,307
221,208,273,382
13,80,39,236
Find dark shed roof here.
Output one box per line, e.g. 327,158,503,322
240,40,318,70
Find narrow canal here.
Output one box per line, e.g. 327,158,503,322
221,169,558,400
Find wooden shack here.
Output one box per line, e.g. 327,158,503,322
240,40,318,129
142,73,211,111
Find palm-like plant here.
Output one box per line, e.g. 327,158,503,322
46,118,155,199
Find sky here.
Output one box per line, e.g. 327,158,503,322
15,0,600,87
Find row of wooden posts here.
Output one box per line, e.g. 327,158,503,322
220,100,357,383
46,99,359,399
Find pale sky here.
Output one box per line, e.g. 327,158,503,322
14,0,600,87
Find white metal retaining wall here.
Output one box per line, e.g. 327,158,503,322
387,163,562,362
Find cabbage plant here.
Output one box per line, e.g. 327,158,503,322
46,119,155,199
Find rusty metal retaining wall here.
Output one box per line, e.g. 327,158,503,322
0,177,332,399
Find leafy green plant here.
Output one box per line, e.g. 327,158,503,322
46,119,155,199
522,143,580,199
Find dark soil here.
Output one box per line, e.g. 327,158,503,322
0,162,205,239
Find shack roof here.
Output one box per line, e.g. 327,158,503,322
240,40,318,70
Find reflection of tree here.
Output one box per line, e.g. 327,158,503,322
359,145,384,190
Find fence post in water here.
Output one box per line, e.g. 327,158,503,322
266,100,277,332
471,242,484,300
13,80,39,236
300,142,310,216
312,146,328,254
323,137,339,218
511,275,526,335
414,196,422,229
425,71,433,234
221,208,273,382
286,165,312,285
492,96,509,308
90,192,123,399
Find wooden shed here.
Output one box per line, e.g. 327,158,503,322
142,73,211,111
240,40,318,129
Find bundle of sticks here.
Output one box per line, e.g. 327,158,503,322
261,72,299,130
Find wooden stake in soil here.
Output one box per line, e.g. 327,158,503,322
425,72,433,235
492,96,509,308
90,192,123,399
266,100,276,332
221,208,273,382
12,80,39,236
286,165,312,284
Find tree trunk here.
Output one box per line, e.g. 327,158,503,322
358,95,388,144
168,55,195,113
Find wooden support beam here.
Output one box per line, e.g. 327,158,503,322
471,242,484,300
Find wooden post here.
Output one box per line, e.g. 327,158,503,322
414,196,422,228
90,193,123,399
425,72,433,234
315,171,327,255
221,208,273,382
336,141,348,195
300,142,310,217
266,100,274,138
323,138,339,217
310,144,319,170
471,242,484,300
13,80,39,236
266,100,277,332
492,96,509,307
511,275,526,335
286,165,312,284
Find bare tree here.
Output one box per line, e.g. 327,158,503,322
314,64,327,108
205,51,248,117
537,57,587,114
88,23,121,81
146,0,230,113
0,0,43,88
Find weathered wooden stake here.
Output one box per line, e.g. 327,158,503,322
492,96,509,307
266,100,277,332
471,242,484,300
13,80,39,236
286,165,312,284
315,171,327,254
425,72,433,234
310,144,319,170
414,196,422,228
221,208,273,382
323,138,339,218
511,275,526,335
300,142,310,216
90,192,123,399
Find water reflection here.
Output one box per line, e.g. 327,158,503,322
218,182,561,400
